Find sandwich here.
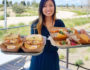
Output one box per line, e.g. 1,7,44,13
22,34,44,52
88,39,90,44
2,33,23,52
77,34,89,44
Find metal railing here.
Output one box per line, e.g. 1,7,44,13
0,25,30,30
60,60,90,70
0,25,90,70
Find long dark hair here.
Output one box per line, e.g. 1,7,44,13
37,0,56,34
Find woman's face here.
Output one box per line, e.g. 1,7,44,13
42,0,54,17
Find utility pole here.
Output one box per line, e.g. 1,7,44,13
87,0,90,17
66,0,69,8
4,0,7,29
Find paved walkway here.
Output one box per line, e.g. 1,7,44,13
0,56,26,70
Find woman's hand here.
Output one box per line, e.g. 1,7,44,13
0,44,7,51
80,29,87,34
80,29,90,38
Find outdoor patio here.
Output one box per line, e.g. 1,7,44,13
0,0,90,70
0,55,72,70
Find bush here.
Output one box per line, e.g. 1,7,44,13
0,14,9,20
31,0,39,8
0,16,4,20
84,56,89,61
7,13,10,17
75,59,84,66
18,23,25,26
0,8,4,11
26,10,38,16
59,54,65,59
12,3,25,14
0,4,3,8
8,24,16,28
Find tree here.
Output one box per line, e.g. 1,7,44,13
66,4,69,8
2,0,4,5
88,0,90,8
87,0,90,14
31,0,39,7
21,1,26,6
2,0,9,7
27,1,30,7
9,1,12,7
12,3,25,14
72,4,75,8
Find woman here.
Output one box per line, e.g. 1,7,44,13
29,0,65,70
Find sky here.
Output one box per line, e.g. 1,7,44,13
0,0,88,6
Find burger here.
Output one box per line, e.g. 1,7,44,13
2,33,23,52
22,34,44,53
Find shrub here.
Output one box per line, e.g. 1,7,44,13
8,24,16,28
0,13,9,20
84,56,89,61
18,23,25,26
26,10,38,16
0,8,4,11
0,4,3,8
75,59,84,66
0,16,4,20
7,13,10,17
59,54,65,59
12,3,25,14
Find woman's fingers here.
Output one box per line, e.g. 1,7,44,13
0,44,7,51
80,29,90,38
80,29,87,34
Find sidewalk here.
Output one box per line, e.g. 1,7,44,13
0,50,21,66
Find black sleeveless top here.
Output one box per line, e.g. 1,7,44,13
31,19,65,53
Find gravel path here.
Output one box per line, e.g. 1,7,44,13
0,11,90,27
